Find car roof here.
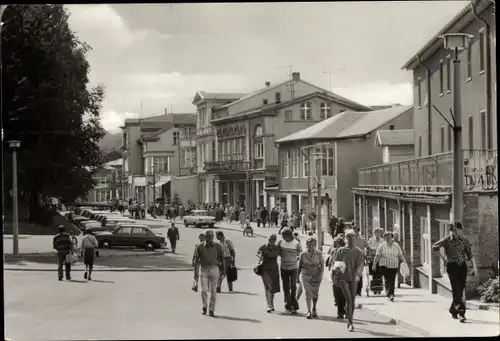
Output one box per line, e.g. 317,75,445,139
81,220,100,224
106,217,133,221
116,224,149,229
193,210,208,212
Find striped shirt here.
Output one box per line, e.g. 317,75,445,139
53,233,73,252
81,234,98,249
219,239,234,258
376,242,404,269
278,239,302,270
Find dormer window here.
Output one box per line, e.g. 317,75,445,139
320,102,331,120
300,102,312,120
263,99,268,105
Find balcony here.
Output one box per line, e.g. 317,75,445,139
357,150,497,192
197,126,214,136
180,166,197,177
180,137,196,148
252,159,264,170
205,160,250,173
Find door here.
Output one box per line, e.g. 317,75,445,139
131,227,149,247
114,226,133,246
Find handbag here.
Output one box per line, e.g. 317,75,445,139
227,265,238,282
65,251,79,264
253,250,265,276
399,262,410,277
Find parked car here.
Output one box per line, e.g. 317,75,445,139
95,224,166,251
72,216,90,227
103,217,135,230
183,210,215,229
80,220,106,232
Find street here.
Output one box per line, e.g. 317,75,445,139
4,270,420,340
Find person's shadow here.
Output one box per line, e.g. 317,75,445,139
68,279,87,283
90,279,115,284
213,315,261,323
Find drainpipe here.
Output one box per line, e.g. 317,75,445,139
416,55,433,156
471,2,493,147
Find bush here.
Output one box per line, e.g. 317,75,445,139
477,276,499,303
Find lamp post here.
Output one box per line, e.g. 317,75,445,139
441,33,473,223
314,151,325,248
8,140,21,255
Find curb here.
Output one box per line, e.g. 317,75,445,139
4,250,169,260
4,266,256,272
466,301,499,312
357,303,432,337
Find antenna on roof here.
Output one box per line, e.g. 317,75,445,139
277,65,294,100
322,69,346,92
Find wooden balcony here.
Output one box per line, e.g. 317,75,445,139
205,160,250,174
357,149,497,192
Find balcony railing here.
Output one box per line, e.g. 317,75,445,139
357,150,497,192
205,160,250,173
197,126,214,136
180,166,197,176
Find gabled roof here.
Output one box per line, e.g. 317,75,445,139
376,129,415,146
192,91,245,105
402,0,491,70
105,158,123,167
276,105,413,144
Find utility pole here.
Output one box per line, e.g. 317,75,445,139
152,160,156,218
451,46,464,223
316,157,323,248
8,140,21,255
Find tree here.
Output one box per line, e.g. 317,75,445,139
2,5,106,221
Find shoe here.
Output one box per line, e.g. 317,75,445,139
58,278,63,281
209,311,215,317
390,296,395,302
306,312,312,319
451,314,458,319
271,307,275,312
192,285,198,292
337,314,344,319
291,309,298,315
266,307,272,313
348,324,354,332
84,272,87,280
201,307,207,315
459,316,466,323
312,310,318,318
88,276,92,281
66,277,71,280
216,287,221,293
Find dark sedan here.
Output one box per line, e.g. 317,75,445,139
95,224,166,251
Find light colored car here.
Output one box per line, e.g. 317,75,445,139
103,217,135,230
183,210,215,228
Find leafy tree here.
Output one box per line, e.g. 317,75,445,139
2,5,106,221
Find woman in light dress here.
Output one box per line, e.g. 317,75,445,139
297,236,324,319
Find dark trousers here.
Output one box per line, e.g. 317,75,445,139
257,219,261,227
447,262,468,317
380,266,398,297
169,238,177,252
356,276,363,295
281,268,299,310
57,251,71,279
333,285,346,316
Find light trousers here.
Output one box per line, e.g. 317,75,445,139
200,266,220,312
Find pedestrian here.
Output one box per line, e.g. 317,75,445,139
328,236,347,319
367,227,385,294
167,223,180,253
278,215,288,234
278,227,302,314
372,231,406,302
216,231,236,293
192,232,206,292
297,236,324,319
261,206,268,228
353,226,369,296
243,215,253,237
192,229,225,317
53,225,74,281
334,218,346,237
80,229,98,280
293,232,301,244
239,208,246,229
432,220,477,323
329,214,338,237
333,229,364,332
257,233,281,312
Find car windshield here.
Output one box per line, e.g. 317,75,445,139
194,211,208,216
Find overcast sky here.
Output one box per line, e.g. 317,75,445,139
66,1,468,133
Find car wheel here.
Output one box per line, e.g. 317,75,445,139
145,241,156,251
184,220,189,227
102,240,111,249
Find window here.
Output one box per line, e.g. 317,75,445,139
439,60,444,95
321,147,334,176
151,156,170,173
440,125,445,153
446,56,452,92
320,102,331,120
254,125,263,137
212,141,216,161
118,227,133,235
263,99,268,105
438,221,450,276
173,131,179,145
284,110,292,121
418,135,423,157
420,217,430,265
392,209,401,232
448,126,453,151
416,78,422,107
389,125,395,130
275,92,281,103
292,149,299,177
303,150,309,178
481,111,487,150
466,41,472,80
479,29,485,73
283,150,290,177
468,115,474,150
255,141,264,159
131,227,147,236
300,102,312,120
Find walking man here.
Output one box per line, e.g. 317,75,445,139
53,225,74,281
192,232,206,292
192,229,225,317
167,223,180,254
216,231,236,292
278,227,302,314
432,220,477,323
81,229,98,280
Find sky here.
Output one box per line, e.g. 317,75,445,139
66,1,468,133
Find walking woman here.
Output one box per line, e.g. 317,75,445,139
256,234,281,312
297,236,324,319
334,229,364,331
329,236,347,319
80,229,98,280
372,231,406,302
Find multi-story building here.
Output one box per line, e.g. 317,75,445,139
193,72,373,215
87,158,123,202
120,112,197,204
274,105,413,220
352,0,497,298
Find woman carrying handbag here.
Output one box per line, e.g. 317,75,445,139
255,234,281,313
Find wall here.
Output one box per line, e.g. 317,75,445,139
412,8,496,157
144,128,181,176
476,192,499,283
125,125,143,175
388,145,415,162
171,175,199,205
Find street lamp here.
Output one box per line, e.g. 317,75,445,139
8,140,21,255
314,151,325,248
441,33,473,223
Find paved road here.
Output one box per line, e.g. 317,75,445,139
4,270,420,340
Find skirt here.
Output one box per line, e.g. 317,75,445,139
84,248,95,266
301,274,321,300
261,266,280,294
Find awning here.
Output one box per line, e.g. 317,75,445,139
134,177,146,187
155,176,171,188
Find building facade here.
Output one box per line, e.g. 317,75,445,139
275,105,413,221
87,159,123,202
353,0,497,299
194,72,373,216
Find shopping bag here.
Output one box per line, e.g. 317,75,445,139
296,282,303,300
400,262,410,278
227,265,238,282
65,252,79,264
332,261,346,274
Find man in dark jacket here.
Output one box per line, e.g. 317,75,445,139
260,207,268,228
335,218,346,237
53,225,74,281
329,215,338,237
167,223,180,253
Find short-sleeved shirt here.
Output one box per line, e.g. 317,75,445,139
278,239,302,270
193,242,224,267
433,234,472,265
219,239,234,258
376,242,403,269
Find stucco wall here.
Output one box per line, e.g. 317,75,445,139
171,176,199,205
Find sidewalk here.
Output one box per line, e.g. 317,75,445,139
356,286,500,337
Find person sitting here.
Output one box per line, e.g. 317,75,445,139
243,216,253,237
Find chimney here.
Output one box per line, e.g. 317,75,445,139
292,72,300,81
265,81,271,87
164,108,168,115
